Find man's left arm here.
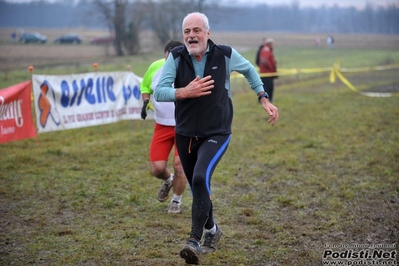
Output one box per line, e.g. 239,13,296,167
230,48,264,95
231,48,279,125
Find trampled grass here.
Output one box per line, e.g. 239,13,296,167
1,34,399,265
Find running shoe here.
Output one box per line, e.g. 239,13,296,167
180,239,201,265
157,174,173,202
201,225,222,254
168,200,181,214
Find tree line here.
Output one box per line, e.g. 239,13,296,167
230,2,399,34
1,0,398,56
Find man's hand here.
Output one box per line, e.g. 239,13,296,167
176,75,214,99
141,99,149,120
260,98,279,126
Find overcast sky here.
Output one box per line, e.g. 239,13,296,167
4,0,399,9
224,0,398,8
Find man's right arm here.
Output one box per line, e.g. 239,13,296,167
155,55,214,101
155,55,178,102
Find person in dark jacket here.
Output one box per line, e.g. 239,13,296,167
155,12,279,265
258,38,277,102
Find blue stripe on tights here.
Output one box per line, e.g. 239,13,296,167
205,135,231,195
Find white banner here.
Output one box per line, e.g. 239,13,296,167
32,72,151,133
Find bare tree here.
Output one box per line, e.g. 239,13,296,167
123,19,141,55
92,0,142,56
113,0,128,56
143,0,210,46
91,0,219,56
123,1,148,55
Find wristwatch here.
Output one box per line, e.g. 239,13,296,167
258,92,269,102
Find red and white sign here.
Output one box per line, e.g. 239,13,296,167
0,81,37,144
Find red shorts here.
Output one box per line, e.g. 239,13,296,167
149,123,178,162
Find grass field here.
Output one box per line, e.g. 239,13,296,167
1,30,398,265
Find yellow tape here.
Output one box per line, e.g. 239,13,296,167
298,67,331,74
339,64,399,73
329,66,336,83
234,62,399,97
331,64,394,97
332,66,359,93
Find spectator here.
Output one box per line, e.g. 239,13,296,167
11,31,16,43
327,35,334,49
155,12,279,265
255,37,267,67
258,38,278,102
140,40,187,214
